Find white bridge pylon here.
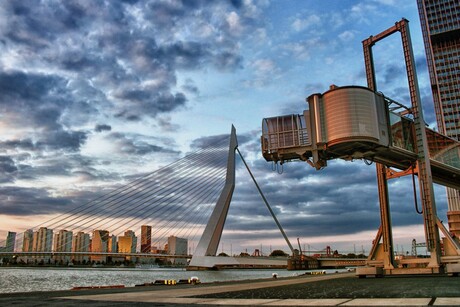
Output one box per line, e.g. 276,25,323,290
188,125,293,270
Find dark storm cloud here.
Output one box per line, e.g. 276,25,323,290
381,63,406,86
94,124,112,133
2,0,256,124
0,70,90,152
0,139,35,151
38,130,87,151
0,71,63,102
116,91,187,120
190,134,231,150
213,51,244,71
0,156,18,174
107,132,180,156
190,131,252,151
181,79,199,95
0,186,73,215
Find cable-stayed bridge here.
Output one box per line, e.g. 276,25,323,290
0,129,236,264
0,126,295,269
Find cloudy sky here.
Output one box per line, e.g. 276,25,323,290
0,0,448,255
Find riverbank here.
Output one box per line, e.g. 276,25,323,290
1,272,458,306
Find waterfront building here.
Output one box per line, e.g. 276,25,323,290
141,225,152,253
31,227,53,262
32,227,53,252
5,231,16,252
0,231,16,253
53,230,73,263
118,230,137,262
72,231,90,262
118,236,134,253
167,236,188,265
91,229,109,263
417,0,460,236
22,229,34,252
108,235,117,253
125,230,137,253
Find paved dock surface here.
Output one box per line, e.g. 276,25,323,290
0,272,459,306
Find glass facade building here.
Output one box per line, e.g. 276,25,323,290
141,225,152,253
417,0,460,235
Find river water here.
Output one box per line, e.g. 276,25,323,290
0,267,345,293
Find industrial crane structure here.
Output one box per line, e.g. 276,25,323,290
261,19,460,277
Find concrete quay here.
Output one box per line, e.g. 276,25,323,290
0,272,459,306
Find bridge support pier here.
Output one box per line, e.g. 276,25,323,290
188,126,238,269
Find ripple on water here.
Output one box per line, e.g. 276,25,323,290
0,267,346,293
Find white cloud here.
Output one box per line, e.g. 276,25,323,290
281,42,311,60
338,30,355,41
372,0,397,6
292,14,321,31
251,58,277,75
227,11,244,35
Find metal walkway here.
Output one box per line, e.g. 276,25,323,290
261,85,460,190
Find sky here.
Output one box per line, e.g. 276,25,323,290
0,0,449,256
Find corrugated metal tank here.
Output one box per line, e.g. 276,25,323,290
320,86,388,147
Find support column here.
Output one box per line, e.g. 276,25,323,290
362,34,395,271
399,20,441,269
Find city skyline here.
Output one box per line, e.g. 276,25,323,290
0,0,452,254
0,225,191,263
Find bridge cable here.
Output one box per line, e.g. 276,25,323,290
12,134,230,252
236,147,295,254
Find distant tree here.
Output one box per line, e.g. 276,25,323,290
218,252,229,257
269,250,288,257
239,252,250,257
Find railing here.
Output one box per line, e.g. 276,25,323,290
261,114,310,154
426,128,460,170
390,111,460,171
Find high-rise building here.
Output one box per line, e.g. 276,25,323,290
167,236,188,265
141,225,152,253
32,227,53,252
0,231,16,252
91,230,109,263
417,0,460,236
118,236,133,253
108,235,117,253
118,230,137,262
22,229,34,252
31,227,53,262
72,231,90,262
5,231,16,252
118,230,137,253
53,230,73,262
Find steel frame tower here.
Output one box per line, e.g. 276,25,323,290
417,0,460,237
360,19,442,275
